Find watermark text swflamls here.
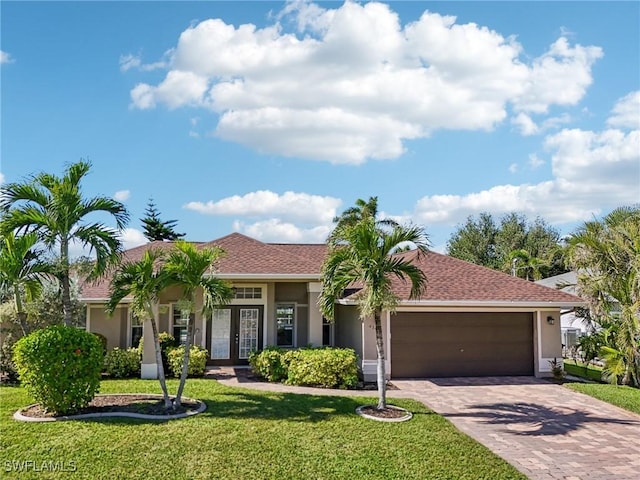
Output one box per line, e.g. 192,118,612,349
4,460,77,473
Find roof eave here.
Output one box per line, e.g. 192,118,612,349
336,299,585,308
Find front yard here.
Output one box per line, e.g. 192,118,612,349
1,379,525,479
564,382,640,415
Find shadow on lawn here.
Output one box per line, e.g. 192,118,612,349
445,402,639,436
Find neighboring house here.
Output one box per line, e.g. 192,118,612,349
80,233,582,380
536,271,600,350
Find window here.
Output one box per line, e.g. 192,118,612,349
322,317,334,347
276,304,295,347
172,307,194,345
233,287,262,299
131,314,143,348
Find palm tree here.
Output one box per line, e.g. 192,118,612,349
164,241,233,407
567,205,640,386
0,231,53,335
507,249,546,281
1,160,130,325
331,196,399,234
319,216,429,409
107,249,172,409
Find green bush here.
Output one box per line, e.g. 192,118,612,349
93,333,108,356
250,347,358,389
166,345,208,378
0,338,19,384
104,348,141,378
137,332,176,370
13,325,103,415
285,348,358,389
249,346,287,382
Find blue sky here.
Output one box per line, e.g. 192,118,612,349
1,1,639,254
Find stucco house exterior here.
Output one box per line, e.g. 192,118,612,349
80,233,583,380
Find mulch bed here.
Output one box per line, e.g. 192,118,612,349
358,405,410,419
20,395,201,418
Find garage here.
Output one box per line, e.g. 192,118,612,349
391,312,534,378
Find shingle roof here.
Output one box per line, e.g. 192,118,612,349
80,233,581,305
380,249,581,304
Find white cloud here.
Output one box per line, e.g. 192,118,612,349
233,219,331,243
607,91,640,130
413,125,639,226
184,190,341,224
528,153,545,169
0,172,5,184
0,50,14,64
508,163,518,174
119,228,148,250
128,2,602,164
119,52,168,72
512,112,572,136
113,190,130,202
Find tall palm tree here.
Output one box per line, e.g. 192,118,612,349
319,217,429,409
0,231,53,335
1,160,130,325
331,196,399,234
506,249,546,281
567,205,640,386
164,241,233,407
107,249,172,409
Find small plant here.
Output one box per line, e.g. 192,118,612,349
249,346,287,382
93,333,108,356
104,348,141,378
166,345,208,378
549,357,564,380
0,338,19,384
13,325,103,415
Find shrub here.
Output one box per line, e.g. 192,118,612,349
137,332,176,371
0,338,19,384
104,348,141,378
249,346,287,382
93,333,108,356
13,325,103,415
285,347,358,389
166,345,208,378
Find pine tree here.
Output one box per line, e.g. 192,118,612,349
141,199,185,242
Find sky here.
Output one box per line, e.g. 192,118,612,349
1,0,639,255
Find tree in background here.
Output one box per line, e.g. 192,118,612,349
567,205,640,386
0,160,129,325
141,198,185,242
320,215,429,410
447,212,566,279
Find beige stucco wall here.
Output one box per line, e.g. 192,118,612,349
334,305,363,360
540,310,562,359
89,305,126,349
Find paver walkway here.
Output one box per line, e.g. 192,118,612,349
209,368,640,480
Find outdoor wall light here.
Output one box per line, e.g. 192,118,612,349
546,316,555,325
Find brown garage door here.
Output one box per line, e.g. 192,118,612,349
391,312,534,378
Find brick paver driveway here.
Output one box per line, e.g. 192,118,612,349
392,377,640,480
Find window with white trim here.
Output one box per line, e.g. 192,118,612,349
322,317,334,347
233,287,262,299
172,306,194,346
276,304,295,347
131,314,143,349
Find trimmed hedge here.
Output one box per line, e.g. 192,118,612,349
563,360,603,382
13,325,103,415
249,347,358,389
104,348,141,378
166,345,208,378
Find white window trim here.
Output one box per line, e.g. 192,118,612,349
229,283,268,306
127,309,144,349
276,302,297,348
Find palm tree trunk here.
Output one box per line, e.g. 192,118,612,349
60,238,73,326
374,310,387,410
147,305,172,410
174,309,193,408
13,284,28,336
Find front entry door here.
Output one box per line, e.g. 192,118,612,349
209,306,263,365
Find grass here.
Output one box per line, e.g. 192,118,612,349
564,382,640,415
563,359,603,382
0,379,526,480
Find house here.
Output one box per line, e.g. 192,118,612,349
80,233,583,380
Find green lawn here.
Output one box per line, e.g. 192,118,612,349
1,379,525,480
563,359,603,382
564,382,640,415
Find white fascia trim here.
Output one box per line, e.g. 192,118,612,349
84,298,131,304
215,274,321,281
337,299,584,308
